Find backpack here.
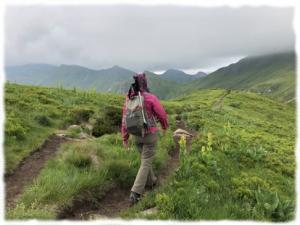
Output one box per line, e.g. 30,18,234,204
125,91,149,137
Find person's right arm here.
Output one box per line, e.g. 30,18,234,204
151,95,169,130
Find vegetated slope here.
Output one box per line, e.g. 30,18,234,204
6,132,174,220
5,83,175,219
160,69,206,83
124,89,295,221
5,84,295,221
6,64,135,92
110,71,181,99
4,83,124,174
6,64,182,99
181,52,295,101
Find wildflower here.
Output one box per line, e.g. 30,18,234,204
179,135,186,148
179,135,187,156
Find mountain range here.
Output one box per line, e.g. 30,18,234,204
5,64,205,99
179,52,295,101
5,52,295,101
159,69,207,83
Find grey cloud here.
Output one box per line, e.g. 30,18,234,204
5,5,294,71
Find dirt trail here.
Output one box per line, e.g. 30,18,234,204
5,135,68,208
58,122,193,220
5,120,192,219
58,139,180,220
212,90,231,110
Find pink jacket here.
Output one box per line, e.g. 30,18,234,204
121,91,168,144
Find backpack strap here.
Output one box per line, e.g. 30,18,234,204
141,91,157,128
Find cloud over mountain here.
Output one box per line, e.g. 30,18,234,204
5,5,294,71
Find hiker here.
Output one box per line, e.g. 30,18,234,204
121,73,168,205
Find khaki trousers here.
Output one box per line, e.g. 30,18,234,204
131,132,158,194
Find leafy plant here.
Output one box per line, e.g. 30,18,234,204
35,115,53,127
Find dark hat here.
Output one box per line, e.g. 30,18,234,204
133,73,149,92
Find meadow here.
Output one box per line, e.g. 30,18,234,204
5,83,295,221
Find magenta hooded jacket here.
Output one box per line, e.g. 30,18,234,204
121,91,169,145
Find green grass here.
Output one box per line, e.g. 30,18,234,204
6,131,173,219
5,84,295,221
122,89,295,221
179,52,295,102
4,83,124,173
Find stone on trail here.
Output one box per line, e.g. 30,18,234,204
68,124,82,130
173,128,193,137
173,128,193,152
139,207,158,216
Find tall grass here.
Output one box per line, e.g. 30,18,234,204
123,89,295,221
4,83,124,173
6,131,173,219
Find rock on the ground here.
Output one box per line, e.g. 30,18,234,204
139,207,158,216
89,214,110,220
173,128,193,152
79,132,89,139
68,124,82,130
82,123,93,131
56,133,67,138
174,128,192,135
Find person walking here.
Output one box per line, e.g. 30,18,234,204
121,73,168,205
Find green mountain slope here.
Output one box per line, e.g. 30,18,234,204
125,89,295,221
5,83,295,221
181,52,295,101
6,52,295,101
6,64,135,92
4,83,124,173
5,64,180,99
110,71,181,99
160,69,206,83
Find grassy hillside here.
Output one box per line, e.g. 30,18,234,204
6,132,173,219
6,64,135,92
5,52,295,102
109,71,181,99
5,83,174,219
124,89,295,221
4,83,124,173
6,65,180,100
160,69,207,83
181,52,295,102
5,84,295,221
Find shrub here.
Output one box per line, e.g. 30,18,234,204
38,95,57,105
66,126,82,138
70,107,94,124
106,159,137,188
92,118,113,137
229,102,241,108
66,153,92,169
253,188,295,221
5,116,27,140
35,115,53,127
103,105,122,127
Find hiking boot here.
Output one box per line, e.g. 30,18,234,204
146,177,158,189
129,191,141,205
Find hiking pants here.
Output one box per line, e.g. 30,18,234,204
131,132,158,194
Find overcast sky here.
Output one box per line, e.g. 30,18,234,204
5,5,294,73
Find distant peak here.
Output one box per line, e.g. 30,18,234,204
111,65,121,69
165,68,181,72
